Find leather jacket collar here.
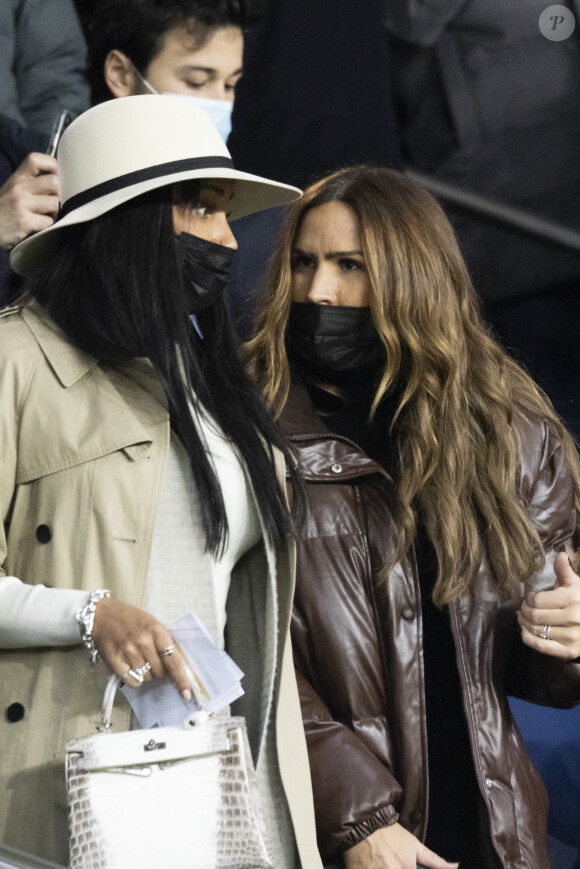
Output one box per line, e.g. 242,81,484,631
279,380,391,484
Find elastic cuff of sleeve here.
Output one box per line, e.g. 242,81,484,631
337,805,399,853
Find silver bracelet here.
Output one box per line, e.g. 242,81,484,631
76,589,111,664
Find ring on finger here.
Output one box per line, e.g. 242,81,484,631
127,668,145,684
540,624,552,640
134,662,152,679
158,644,176,658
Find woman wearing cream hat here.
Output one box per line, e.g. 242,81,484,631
0,95,320,869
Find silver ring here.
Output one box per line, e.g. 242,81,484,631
158,644,176,658
134,662,151,678
128,669,144,684
540,624,552,640
132,662,151,680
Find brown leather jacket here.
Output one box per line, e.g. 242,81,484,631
281,383,580,868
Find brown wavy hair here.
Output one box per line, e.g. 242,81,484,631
246,166,580,605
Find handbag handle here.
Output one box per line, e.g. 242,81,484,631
99,662,208,731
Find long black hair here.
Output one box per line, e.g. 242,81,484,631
27,186,299,555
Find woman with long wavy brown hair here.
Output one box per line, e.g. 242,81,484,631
246,166,580,869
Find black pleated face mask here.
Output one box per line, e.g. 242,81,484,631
175,231,236,312
286,303,386,382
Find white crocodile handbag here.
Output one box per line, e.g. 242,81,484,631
65,675,274,869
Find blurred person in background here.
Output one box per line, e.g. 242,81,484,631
0,0,89,306
383,0,580,438
0,0,89,135
247,166,580,869
0,122,58,303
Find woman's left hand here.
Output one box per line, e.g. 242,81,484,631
518,551,580,660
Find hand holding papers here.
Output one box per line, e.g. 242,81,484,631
120,612,244,728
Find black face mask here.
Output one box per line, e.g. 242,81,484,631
286,303,385,383
175,231,236,312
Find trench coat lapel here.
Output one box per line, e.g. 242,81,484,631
17,305,169,484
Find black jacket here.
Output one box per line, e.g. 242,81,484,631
385,0,580,304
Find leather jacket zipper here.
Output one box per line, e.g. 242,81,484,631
290,431,367,452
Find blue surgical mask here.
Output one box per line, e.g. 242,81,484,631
162,94,233,143
137,68,234,143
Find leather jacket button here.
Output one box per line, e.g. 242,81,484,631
36,524,52,544
486,777,493,788
410,810,422,824
331,464,343,474
6,703,25,723
401,608,415,621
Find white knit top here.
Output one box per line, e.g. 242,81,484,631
145,412,261,643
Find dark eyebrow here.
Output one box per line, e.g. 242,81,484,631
326,250,364,259
291,248,364,259
179,65,215,74
178,66,243,77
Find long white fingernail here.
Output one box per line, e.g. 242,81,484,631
181,688,192,701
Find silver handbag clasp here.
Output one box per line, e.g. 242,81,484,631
144,738,166,752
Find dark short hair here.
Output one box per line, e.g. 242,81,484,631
87,0,260,104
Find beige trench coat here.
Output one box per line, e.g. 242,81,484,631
0,303,321,868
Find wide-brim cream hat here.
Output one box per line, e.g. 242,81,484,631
10,95,302,276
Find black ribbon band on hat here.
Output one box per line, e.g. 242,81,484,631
59,156,234,219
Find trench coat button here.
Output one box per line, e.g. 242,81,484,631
36,524,52,544
486,777,493,788
410,809,422,823
331,464,343,474
6,703,25,723
401,608,415,621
